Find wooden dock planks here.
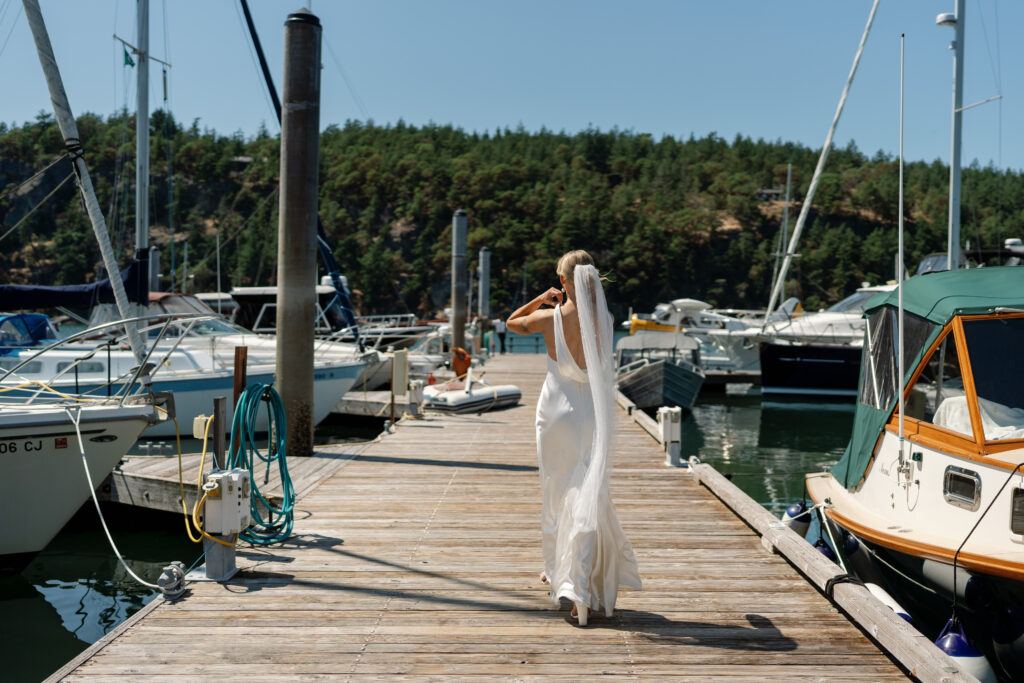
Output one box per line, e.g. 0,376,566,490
53,354,910,681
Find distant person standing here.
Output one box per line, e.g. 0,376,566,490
492,317,507,353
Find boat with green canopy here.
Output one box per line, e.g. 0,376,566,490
807,265,1024,679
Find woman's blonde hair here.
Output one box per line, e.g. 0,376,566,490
556,250,595,281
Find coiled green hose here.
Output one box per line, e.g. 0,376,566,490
226,383,294,545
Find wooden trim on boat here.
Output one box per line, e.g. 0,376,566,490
952,316,988,454
881,315,1024,469
823,502,1024,582
884,419,979,459
900,325,952,408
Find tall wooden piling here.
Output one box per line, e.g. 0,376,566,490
275,8,321,457
451,210,467,351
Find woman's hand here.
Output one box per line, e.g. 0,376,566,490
539,287,564,307
506,287,562,335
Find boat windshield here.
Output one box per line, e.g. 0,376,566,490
858,307,935,411
827,291,876,314
962,317,1024,441
653,304,672,322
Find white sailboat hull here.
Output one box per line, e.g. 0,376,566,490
0,402,156,557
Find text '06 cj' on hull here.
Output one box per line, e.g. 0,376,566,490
0,399,158,563
806,266,1024,680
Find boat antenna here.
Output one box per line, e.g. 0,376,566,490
764,0,879,321
898,33,906,467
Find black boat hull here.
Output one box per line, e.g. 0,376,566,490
758,341,860,397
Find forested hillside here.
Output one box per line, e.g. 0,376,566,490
1,111,1022,317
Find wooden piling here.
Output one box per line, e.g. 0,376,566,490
275,8,322,457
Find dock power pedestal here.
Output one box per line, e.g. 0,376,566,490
657,406,683,467
187,468,252,582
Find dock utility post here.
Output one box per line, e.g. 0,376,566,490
408,379,425,417
276,8,322,457
190,469,251,582
657,406,683,466
451,210,468,352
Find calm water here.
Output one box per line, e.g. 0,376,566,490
0,417,385,682
0,360,856,682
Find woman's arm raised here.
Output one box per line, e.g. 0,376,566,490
507,287,563,335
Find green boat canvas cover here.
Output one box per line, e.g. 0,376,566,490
831,266,1024,488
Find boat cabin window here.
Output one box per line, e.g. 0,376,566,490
56,361,105,374
827,291,876,315
961,317,1024,441
859,307,934,411
943,465,981,511
0,359,42,374
1012,489,1024,536
905,334,971,437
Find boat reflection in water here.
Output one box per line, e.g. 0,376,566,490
685,394,848,518
758,401,855,453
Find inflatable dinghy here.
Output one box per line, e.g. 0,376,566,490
424,378,521,413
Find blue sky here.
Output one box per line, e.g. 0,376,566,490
1,1,1019,170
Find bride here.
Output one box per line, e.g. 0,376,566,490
506,250,641,625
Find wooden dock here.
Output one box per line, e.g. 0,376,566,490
54,354,965,681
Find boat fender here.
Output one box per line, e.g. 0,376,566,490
780,502,811,537
842,529,860,557
934,618,997,683
864,582,912,624
992,606,1024,678
813,538,836,562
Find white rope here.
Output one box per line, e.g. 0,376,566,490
65,405,162,590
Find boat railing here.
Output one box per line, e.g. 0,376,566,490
250,301,336,335
615,357,651,382
0,313,217,406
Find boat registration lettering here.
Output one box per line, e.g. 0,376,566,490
0,439,45,453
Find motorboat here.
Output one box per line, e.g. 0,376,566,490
227,285,440,389
625,298,773,379
755,284,896,398
805,266,1024,679
230,283,434,351
615,331,706,411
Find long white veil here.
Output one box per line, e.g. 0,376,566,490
572,264,615,532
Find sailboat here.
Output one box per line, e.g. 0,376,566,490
0,0,167,564
755,0,882,397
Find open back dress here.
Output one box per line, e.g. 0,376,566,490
535,303,642,616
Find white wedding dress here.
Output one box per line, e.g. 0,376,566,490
535,268,641,617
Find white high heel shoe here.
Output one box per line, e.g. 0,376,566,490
573,601,588,626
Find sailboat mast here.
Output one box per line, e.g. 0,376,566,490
136,0,151,290
764,0,879,319
21,0,145,362
940,0,965,271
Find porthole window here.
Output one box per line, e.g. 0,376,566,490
944,466,981,511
